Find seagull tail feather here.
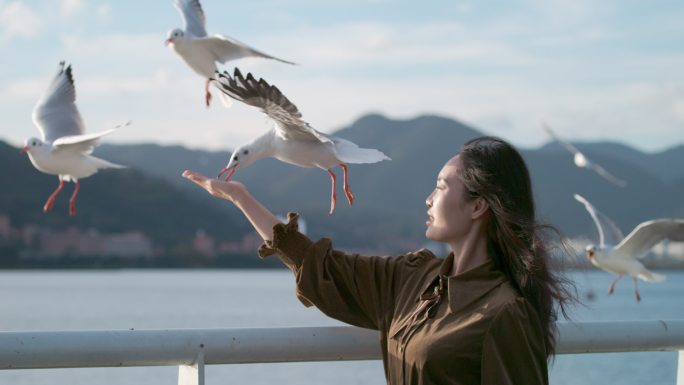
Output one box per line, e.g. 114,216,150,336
332,137,391,164
637,270,666,282
91,157,127,170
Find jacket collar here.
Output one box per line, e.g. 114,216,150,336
421,253,508,314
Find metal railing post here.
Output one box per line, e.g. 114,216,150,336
178,352,204,385
677,350,683,385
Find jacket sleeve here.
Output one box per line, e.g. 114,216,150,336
258,213,431,331
480,299,549,385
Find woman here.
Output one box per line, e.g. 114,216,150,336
182,136,574,385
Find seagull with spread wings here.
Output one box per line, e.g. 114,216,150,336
20,62,127,216
210,68,390,215
543,123,626,187
574,193,684,301
165,0,295,108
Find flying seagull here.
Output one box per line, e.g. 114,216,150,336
21,61,127,216
543,123,626,187
165,0,295,108
574,193,684,302
211,68,390,215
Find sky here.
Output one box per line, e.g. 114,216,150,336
1,0,683,152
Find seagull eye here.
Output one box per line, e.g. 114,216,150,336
233,156,238,161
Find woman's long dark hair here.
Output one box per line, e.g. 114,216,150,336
459,136,575,357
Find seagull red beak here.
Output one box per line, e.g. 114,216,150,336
217,164,238,181
164,38,173,46
20,146,29,153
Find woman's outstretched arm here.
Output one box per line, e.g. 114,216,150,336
182,170,280,242
182,171,413,331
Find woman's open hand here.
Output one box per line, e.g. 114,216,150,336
183,169,280,242
182,170,246,204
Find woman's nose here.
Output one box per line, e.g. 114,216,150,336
425,192,433,208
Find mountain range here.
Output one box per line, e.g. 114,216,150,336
4,113,683,253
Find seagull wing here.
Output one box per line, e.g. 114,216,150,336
32,62,86,143
52,129,116,155
212,68,331,143
542,123,582,155
544,124,626,186
574,193,624,247
615,219,684,259
175,0,207,38
587,161,627,187
197,35,296,65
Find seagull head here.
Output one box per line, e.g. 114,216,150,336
573,152,588,168
21,137,44,154
165,28,184,45
217,145,257,181
585,244,598,260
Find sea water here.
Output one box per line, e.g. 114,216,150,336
0,269,680,385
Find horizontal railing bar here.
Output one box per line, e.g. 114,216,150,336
0,320,682,370
0,327,378,369
558,320,684,354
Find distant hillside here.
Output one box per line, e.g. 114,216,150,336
73,114,684,251
101,114,485,250
5,113,683,253
540,141,684,183
97,143,227,191
0,141,248,246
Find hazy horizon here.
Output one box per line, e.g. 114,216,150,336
3,112,683,155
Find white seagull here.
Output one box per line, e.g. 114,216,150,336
543,123,626,187
574,193,684,302
165,0,295,108
211,68,391,215
20,62,127,216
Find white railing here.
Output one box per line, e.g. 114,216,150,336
0,321,682,385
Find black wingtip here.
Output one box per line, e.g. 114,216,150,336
64,64,74,84
210,69,223,82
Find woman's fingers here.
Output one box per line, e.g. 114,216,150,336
182,170,207,184
183,170,218,195
182,170,243,203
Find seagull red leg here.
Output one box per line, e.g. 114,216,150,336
340,164,354,206
607,274,622,295
327,169,337,215
205,79,212,107
43,180,65,213
632,277,641,302
69,181,80,216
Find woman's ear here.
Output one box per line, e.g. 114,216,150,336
471,197,489,220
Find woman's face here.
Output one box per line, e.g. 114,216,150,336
425,155,476,243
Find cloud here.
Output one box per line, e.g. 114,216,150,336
0,78,46,102
0,1,44,42
61,33,164,59
522,0,616,25
2,3,682,153
256,20,539,71
96,3,111,21
60,0,84,17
